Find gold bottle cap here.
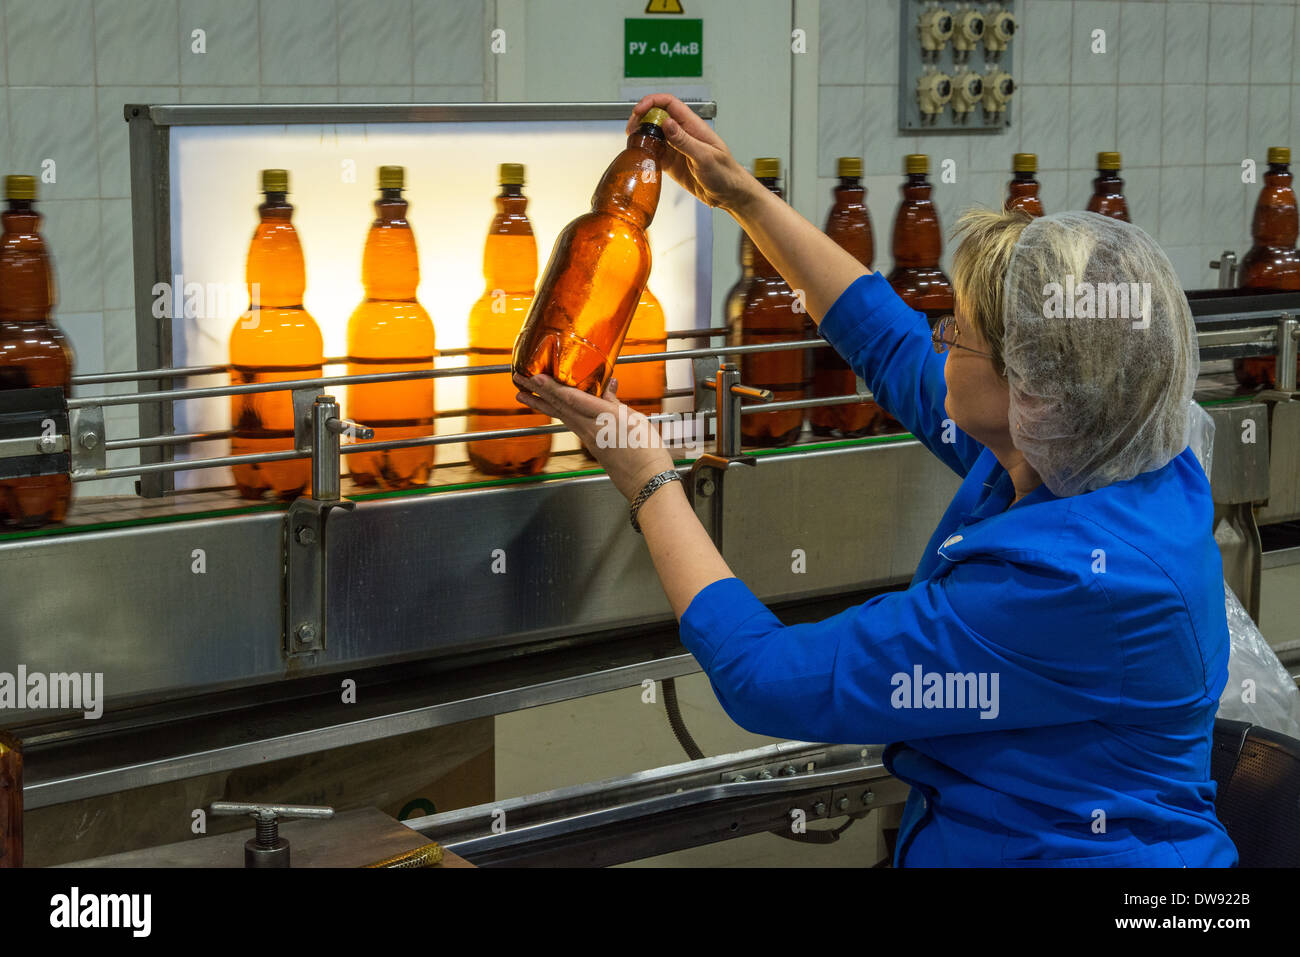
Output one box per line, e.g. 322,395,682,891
1268,146,1291,165
261,168,289,193
499,162,525,186
753,157,781,178
1012,152,1037,172
378,165,405,189
640,107,670,128
904,154,929,175
837,156,863,177
4,175,36,200
1097,151,1122,171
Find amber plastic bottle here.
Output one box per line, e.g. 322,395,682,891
1086,151,1130,222
731,158,807,447
886,155,953,435
812,157,879,438
1235,147,1300,389
0,175,73,527
230,169,324,500
513,108,667,396
467,164,550,476
1004,153,1045,217
0,731,19,868
346,166,437,489
887,155,954,318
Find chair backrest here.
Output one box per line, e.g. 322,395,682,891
1211,718,1300,867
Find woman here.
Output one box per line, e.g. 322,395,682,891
513,94,1237,867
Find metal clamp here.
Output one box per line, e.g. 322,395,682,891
284,394,373,658
209,801,335,868
688,359,772,549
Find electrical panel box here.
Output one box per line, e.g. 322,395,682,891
898,0,1017,133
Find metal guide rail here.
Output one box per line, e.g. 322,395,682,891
2,288,1296,500
405,741,909,867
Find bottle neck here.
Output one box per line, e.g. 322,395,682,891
1252,165,1298,247
590,123,666,230
0,200,53,322
374,191,408,224
902,173,932,199
247,192,305,307
1012,170,1037,183
893,175,941,267
362,193,420,301
483,185,537,291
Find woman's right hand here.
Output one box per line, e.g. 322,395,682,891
627,94,755,213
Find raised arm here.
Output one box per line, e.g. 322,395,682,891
627,94,868,323
629,95,981,475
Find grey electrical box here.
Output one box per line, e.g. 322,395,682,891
899,0,1017,133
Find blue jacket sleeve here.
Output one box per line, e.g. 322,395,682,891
819,272,982,476
678,567,1125,744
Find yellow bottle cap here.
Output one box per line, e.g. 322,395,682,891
1268,146,1291,165
1097,151,1121,171
640,107,670,128
904,154,929,175
4,175,36,200
261,168,289,193
753,157,781,178
378,165,405,189
837,157,863,177
1012,152,1037,172
499,163,525,186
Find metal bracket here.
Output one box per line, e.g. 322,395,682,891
292,386,321,453
68,404,106,475
688,358,772,549
284,496,352,657
283,393,372,658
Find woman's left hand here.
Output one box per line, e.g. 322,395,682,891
513,372,675,502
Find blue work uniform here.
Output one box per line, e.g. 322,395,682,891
679,271,1238,867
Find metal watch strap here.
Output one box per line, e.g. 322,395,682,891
629,470,682,533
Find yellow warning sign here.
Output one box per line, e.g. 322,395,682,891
645,0,684,13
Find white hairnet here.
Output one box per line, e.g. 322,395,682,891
1002,211,1197,497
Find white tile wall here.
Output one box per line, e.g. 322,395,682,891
0,0,489,496
818,0,1299,291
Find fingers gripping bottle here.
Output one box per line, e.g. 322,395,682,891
346,166,437,489
512,108,668,395
467,163,551,476
230,169,324,500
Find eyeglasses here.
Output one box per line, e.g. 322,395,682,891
931,314,993,358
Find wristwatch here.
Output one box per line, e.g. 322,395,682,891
629,470,683,533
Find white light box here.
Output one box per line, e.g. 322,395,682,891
154,108,712,490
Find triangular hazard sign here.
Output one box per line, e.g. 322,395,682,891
645,0,684,13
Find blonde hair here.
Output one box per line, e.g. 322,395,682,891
950,206,1034,377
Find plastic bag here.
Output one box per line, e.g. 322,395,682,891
1217,583,1300,740
1186,400,1214,481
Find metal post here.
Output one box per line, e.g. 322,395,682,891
1276,313,1298,392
